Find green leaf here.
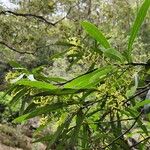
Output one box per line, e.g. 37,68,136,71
81,124,89,149
136,119,149,136
127,0,150,53
34,89,95,97
46,77,67,82
31,66,44,74
64,66,113,89
23,102,37,114
126,86,137,98
9,88,28,106
132,99,150,109
126,73,139,98
9,61,28,73
49,50,68,60
102,48,125,62
9,61,24,68
14,80,57,90
70,109,85,146
35,74,67,83
14,102,77,123
81,21,111,49
2,85,18,98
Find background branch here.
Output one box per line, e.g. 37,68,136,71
0,41,34,55
0,6,72,26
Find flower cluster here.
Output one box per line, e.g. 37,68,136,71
33,96,52,107
39,115,48,126
5,71,20,83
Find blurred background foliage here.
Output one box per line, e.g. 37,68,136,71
0,0,149,69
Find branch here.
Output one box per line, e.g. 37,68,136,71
0,41,34,55
123,84,150,105
0,7,72,26
87,117,137,125
113,62,150,67
0,10,54,25
100,117,137,124
125,62,150,67
102,110,143,149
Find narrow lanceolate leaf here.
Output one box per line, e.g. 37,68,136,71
81,21,111,49
15,79,57,90
126,86,137,98
128,0,150,52
9,61,24,68
70,109,85,146
102,48,125,63
132,99,150,110
35,74,67,83
82,124,89,149
14,101,77,123
33,89,95,97
9,88,28,106
64,66,113,89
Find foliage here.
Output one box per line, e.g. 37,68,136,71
0,0,150,149
0,91,20,123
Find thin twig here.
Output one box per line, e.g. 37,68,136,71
123,85,150,105
125,62,150,67
55,68,98,86
0,41,34,55
92,117,136,124
113,62,150,67
116,67,129,80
